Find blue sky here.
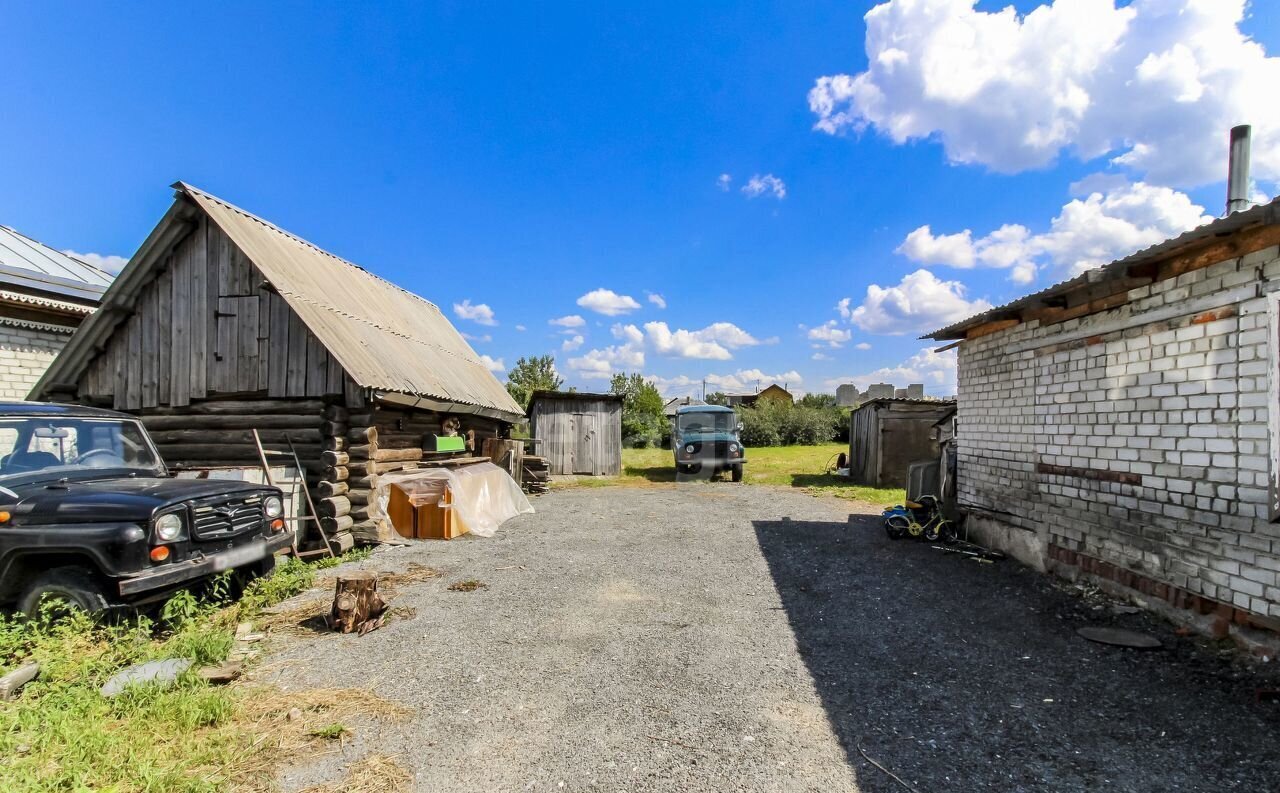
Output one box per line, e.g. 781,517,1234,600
3,1,1278,398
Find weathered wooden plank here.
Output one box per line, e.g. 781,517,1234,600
267,291,290,398
141,399,326,416
305,330,328,396
206,219,223,394
238,295,260,393
139,413,321,430
156,265,173,405
170,243,192,407
141,279,159,408
189,216,208,399
126,315,142,410
257,285,271,391
147,428,324,445
285,310,308,397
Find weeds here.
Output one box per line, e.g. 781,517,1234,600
310,721,348,739
447,579,487,592
0,547,377,793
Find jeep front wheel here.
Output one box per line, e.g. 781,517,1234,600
18,567,112,620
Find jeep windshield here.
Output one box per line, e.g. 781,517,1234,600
0,417,166,483
677,412,737,433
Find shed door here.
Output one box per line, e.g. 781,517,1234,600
574,414,597,475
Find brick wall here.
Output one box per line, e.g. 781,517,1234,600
958,245,1280,621
0,322,74,400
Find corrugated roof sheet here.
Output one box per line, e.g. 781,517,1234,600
924,197,1280,340
0,225,112,302
178,184,524,420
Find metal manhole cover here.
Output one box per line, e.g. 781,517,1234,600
1077,626,1162,649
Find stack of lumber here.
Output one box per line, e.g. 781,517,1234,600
522,455,551,494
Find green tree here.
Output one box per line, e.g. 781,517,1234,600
505,355,563,407
798,393,836,409
610,372,667,448
705,391,729,407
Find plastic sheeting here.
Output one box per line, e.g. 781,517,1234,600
370,461,534,538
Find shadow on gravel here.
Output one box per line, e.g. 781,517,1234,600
752,514,1280,793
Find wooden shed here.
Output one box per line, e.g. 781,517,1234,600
31,182,526,547
848,398,956,488
526,391,622,476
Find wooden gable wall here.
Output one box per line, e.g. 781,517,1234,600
80,214,348,410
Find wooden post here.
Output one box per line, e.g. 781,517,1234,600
326,571,386,635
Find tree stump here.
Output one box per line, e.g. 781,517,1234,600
326,572,387,635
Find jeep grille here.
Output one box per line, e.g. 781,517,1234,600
190,493,264,540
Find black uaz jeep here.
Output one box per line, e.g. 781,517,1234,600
0,400,292,616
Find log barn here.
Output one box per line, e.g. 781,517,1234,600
526,391,622,476
31,182,525,547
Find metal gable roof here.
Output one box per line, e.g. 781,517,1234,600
177,184,524,421
0,225,112,302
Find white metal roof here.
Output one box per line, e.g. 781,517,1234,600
0,225,111,302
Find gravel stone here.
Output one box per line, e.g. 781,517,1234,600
264,484,1280,792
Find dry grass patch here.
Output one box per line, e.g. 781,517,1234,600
297,753,412,793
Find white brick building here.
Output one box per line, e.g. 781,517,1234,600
0,225,110,398
928,199,1280,640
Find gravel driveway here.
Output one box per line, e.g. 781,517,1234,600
264,484,1280,792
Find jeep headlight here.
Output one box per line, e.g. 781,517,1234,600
263,495,284,519
154,512,184,542
729,443,739,453
685,444,695,454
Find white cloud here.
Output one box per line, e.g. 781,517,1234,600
717,173,733,191
836,297,854,321
848,269,992,335
855,342,872,351
898,180,1214,282
454,299,497,326
549,314,586,329
612,323,646,346
644,321,761,360
461,332,492,343
577,288,642,316
567,343,645,379
812,351,832,361
515,324,527,332
561,334,584,352
741,174,787,200
647,292,667,309
808,0,1280,187
64,250,128,274
652,369,803,398
477,354,506,373
824,347,957,395
808,320,853,348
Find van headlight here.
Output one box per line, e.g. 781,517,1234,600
263,495,284,519
729,443,739,454
685,444,695,454
154,512,184,542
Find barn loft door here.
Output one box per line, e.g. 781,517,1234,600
574,413,597,475
214,295,260,394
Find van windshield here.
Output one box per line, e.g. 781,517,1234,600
677,412,736,433
0,417,165,483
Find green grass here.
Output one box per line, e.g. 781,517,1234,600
0,548,370,793
561,444,906,507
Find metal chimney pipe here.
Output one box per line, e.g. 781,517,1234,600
1227,124,1252,215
